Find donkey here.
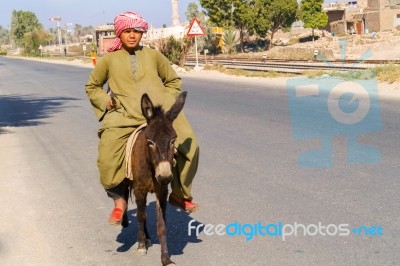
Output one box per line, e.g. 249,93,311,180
130,91,187,266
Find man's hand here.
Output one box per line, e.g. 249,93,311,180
106,98,116,111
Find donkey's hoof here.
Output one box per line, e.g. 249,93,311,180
146,239,152,247
137,248,147,256
165,263,176,266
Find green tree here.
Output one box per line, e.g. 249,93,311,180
301,0,328,40
200,0,235,28
260,0,298,47
10,10,43,47
253,0,298,48
201,0,256,53
157,34,191,67
48,28,57,45
0,26,10,45
161,35,182,65
253,0,270,39
186,2,206,22
232,0,255,52
23,29,52,55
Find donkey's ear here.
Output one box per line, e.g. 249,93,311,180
141,93,154,122
166,91,187,121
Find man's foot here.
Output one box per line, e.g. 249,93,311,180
108,207,125,225
109,198,129,227
108,208,129,227
168,193,199,213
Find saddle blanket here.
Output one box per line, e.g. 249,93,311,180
125,123,147,180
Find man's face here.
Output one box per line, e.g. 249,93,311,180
120,28,143,50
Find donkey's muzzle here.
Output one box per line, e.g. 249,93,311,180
155,161,173,185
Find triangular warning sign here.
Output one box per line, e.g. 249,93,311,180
187,18,206,36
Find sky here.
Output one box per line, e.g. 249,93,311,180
0,0,200,30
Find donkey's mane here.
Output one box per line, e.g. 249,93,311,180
152,106,165,117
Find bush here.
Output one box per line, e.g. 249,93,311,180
288,37,300,45
0,50,7,55
373,64,400,83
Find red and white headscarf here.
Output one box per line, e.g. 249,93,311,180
107,11,148,52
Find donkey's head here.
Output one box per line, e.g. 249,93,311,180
141,92,187,185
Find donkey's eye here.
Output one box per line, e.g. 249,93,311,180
147,139,156,148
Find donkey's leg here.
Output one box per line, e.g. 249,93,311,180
157,188,175,266
135,193,148,255
144,215,151,247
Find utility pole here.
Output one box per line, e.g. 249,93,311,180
65,22,73,54
49,17,62,53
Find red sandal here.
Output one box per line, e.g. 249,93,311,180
168,194,199,213
108,207,128,227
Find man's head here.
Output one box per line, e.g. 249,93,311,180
119,28,143,51
107,11,148,52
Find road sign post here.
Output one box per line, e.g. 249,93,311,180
186,18,206,69
204,49,208,65
194,36,199,67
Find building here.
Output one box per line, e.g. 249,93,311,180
323,5,361,34
94,24,115,55
94,0,187,55
323,0,400,35
143,24,186,43
362,0,400,32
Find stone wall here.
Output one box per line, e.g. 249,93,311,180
331,20,348,35
365,12,381,32
380,8,400,30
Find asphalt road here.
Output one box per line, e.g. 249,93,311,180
0,56,399,266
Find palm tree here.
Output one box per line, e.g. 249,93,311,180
222,29,238,54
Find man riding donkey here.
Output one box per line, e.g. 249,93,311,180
85,11,200,226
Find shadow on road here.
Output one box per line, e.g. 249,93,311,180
116,201,203,255
0,94,79,132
